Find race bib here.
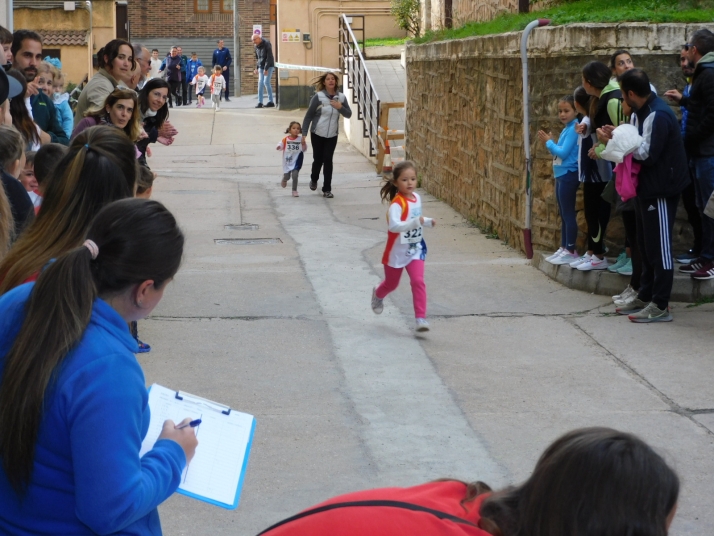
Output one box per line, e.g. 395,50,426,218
401,225,423,245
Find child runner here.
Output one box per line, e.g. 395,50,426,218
539,96,580,265
371,161,435,332
191,66,209,108
210,66,226,111
276,121,307,197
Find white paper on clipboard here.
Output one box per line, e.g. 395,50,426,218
139,384,255,508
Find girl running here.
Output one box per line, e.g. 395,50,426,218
371,161,435,332
276,121,308,197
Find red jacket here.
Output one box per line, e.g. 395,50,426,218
260,481,492,536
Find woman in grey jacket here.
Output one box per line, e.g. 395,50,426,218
302,72,352,198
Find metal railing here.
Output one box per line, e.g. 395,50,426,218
339,14,380,157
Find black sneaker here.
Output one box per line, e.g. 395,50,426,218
255,103,263,108
679,258,706,273
675,249,700,264
225,97,231,102
265,101,275,108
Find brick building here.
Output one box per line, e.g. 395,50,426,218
126,0,274,96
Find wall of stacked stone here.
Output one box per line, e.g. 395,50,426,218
406,23,714,255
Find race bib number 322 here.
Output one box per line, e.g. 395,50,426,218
401,226,423,245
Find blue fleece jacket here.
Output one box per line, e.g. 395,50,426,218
545,119,579,178
0,283,185,535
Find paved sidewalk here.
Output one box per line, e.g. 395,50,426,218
143,100,713,535
366,58,406,137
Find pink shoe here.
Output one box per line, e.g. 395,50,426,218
292,191,299,197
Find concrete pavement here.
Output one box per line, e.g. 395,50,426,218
142,95,714,535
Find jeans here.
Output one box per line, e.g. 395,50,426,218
555,171,580,250
258,66,274,104
376,260,427,318
692,156,714,259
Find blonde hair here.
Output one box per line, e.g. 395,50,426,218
312,72,340,92
37,61,59,81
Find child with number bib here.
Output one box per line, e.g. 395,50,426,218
371,161,435,332
276,121,307,197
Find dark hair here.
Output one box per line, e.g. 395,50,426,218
97,39,135,72
0,198,184,494
34,143,68,186
6,69,40,146
380,160,416,202
0,25,12,46
479,427,679,536
85,88,142,142
138,78,170,127
573,86,591,114
137,165,155,194
284,121,301,134
0,126,138,294
10,29,42,58
558,95,575,110
582,62,613,118
618,68,652,99
24,150,36,167
609,49,632,70
690,29,714,57
0,124,24,170
152,48,159,53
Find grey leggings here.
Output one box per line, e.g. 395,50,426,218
283,169,299,191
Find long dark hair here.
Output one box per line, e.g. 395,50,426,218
138,78,170,128
582,61,613,118
0,198,184,494
0,126,138,294
97,38,135,73
85,88,142,142
573,86,591,116
6,69,40,146
380,160,416,202
479,427,679,536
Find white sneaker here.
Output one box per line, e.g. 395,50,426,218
612,284,633,301
614,286,638,306
577,256,609,271
550,251,580,265
415,318,430,332
371,287,383,314
545,247,564,262
569,253,592,268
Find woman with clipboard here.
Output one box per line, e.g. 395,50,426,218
0,198,197,534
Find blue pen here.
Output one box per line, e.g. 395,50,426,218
175,419,202,430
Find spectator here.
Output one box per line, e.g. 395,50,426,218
0,126,138,293
0,125,34,243
11,30,68,145
0,198,194,534
161,47,182,108
149,48,162,79
665,47,703,265
177,46,188,105
137,78,177,167
18,150,41,209
33,142,67,197
186,52,203,105
252,34,275,108
73,39,134,125
132,43,151,90
6,69,41,150
136,165,155,198
212,39,232,102
258,427,678,536
612,69,690,322
677,29,714,280
50,68,74,139
72,89,142,145
0,25,12,66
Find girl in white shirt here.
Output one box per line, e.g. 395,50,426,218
371,161,435,332
190,66,210,108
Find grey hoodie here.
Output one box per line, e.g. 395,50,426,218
302,91,353,138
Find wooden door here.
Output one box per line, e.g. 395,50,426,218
116,3,129,40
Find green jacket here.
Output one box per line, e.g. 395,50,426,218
73,69,118,126
594,78,627,157
30,91,69,145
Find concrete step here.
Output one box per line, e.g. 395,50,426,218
531,251,714,302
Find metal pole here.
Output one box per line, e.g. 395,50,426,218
521,18,550,259
6,0,14,31
233,0,240,97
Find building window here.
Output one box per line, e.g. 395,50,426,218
194,0,211,13
220,0,232,12
43,49,61,61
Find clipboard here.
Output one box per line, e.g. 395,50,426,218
139,384,256,510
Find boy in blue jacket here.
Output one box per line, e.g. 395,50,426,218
186,52,202,105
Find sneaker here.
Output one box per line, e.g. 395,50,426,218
612,284,634,301
309,181,318,191
617,258,633,276
216,107,220,111
679,258,707,273
578,256,609,271
691,259,714,280
569,253,591,268
135,339,151,354
415,318,430,332
628,302,673,323
281,178,288,188
614,289,639,307
615,298,648,315
323,192,334,198
545,247,564,262
225,97,231,102
550,251,580,265
608,252,628,272
255,103,264,108
675,249,700,264
371,287,384,314
265,101,275,108
292,191,299,197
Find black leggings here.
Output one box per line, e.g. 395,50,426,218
310,132,338,192
583,182,611,255
681,170,703,253
168,81,181,106
621,210,642,290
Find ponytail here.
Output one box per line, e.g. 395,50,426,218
0,198,184,494
380,160,417,203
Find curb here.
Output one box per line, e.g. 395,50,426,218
531,251,714,303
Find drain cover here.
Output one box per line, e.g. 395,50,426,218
214,238,282,245
224,224,259,231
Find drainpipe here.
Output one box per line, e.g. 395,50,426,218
81,1,93,79
521,18,550,259
6,0,14,31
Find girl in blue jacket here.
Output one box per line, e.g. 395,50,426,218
0,198,198,535
538,95,580,265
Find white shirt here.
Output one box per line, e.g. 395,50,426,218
276,135,307,173
193,74,209,94
382,192,434,268
211,74,225,95
149,58,162,79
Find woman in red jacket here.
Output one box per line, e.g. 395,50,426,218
258,427,679,536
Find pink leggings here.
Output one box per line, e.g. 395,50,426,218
376,260,427,318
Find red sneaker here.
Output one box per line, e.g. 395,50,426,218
691,260,714,280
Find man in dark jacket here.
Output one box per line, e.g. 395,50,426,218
177,46,188,105
212,39,232,102
162,47,182,108
614,69,690,322
252,34,275,108
11,30,68,145
678,29,714,279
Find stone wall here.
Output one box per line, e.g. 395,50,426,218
423,0,520,31
406,23,714,255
